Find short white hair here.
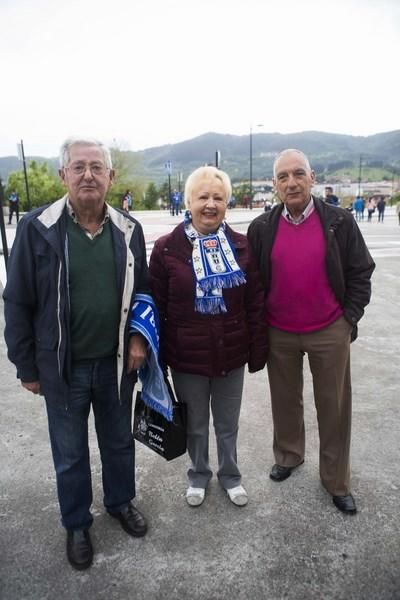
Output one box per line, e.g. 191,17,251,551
184,166,232,207
59,137,112,169
273,148,312,177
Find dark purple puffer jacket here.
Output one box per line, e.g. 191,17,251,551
149,222,268,377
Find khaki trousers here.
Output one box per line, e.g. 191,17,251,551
267,316,352,496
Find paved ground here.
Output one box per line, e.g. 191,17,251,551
1,208,399,600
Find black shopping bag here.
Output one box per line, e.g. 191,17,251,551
133,380,187,461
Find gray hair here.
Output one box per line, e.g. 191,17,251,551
184,166,232,208
59,137,113,169
273,148,312,177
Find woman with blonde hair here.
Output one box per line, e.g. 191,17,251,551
149,166,267,507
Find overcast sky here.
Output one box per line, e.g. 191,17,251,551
1,0,399,158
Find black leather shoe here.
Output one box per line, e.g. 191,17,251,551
109,503,148,537
269,461,304,482
332,494,357,514
66,529,93,570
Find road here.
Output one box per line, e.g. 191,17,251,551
0,206,399,600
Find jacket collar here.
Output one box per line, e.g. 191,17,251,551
36,194,136,235
37,195,68,228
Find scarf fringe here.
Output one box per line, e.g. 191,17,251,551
199,271,246,292
195,297,228,314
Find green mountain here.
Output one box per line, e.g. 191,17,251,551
1,130,399,185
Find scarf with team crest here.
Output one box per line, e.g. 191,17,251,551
129,293,173,421
184,211,246,314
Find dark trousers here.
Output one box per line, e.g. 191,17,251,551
8,203,19,224
45,356,135,531
267,317,352,496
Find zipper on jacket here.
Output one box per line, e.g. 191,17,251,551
56,260,63,382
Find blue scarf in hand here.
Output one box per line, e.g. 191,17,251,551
129,293,173,421
184,211,246,314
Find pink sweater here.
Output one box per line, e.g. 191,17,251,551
266,212,343,333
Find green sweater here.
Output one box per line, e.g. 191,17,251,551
67,217,120,360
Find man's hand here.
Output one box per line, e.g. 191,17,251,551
22,381,41,394
127,334,148,374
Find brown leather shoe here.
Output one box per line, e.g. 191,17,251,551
66,529,93,570
332,494,357,514
269,461,304,482
109,503,148,537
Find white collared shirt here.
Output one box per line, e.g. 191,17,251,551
66,198,109,240
282,197,315,225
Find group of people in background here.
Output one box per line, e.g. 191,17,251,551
3,138,376,571
324,188,388,223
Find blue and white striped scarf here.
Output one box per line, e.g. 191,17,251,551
129,294,173,421
184,212,246,314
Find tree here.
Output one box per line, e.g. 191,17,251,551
142,182,159,210
158,182,170,208
5,161,65,211
390,192,400,206
233,183,251,207
107,144,146,209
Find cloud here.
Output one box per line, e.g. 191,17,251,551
1,0,399,157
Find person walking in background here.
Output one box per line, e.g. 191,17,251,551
149,166,268,508
122,189,132,212
3,138,149,570
8,190,20,224
367,198,376,222
171,189,182,215
324,186,340,206
354,196,364,222
248,149,375,515
396,202,400,225
376,197,386,222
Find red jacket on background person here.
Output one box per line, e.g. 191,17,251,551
149,222,268,377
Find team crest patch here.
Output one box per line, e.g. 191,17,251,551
137,417,148,436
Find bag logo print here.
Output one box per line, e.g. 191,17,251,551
137,417,148,436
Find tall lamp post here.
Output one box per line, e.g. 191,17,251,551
357,154,362,198
164,160,172,214
177,171,183,194
249,124,263,209
17,140,31,212
0,177,9,270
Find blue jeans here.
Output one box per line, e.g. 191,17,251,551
45,356,135,531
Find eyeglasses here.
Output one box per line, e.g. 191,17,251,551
64,162,109,176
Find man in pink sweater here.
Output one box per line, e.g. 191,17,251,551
248,149,375,514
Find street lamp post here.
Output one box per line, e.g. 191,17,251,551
0,177,9,270
358,154,362,198
164,161,172,214
17,139,31,212
177,171,183,194
249,128,253,209
249,124,263,209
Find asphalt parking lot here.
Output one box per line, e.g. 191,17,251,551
1,208,399,600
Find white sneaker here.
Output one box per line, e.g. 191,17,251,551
186,487,205,507
227,485,248,506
